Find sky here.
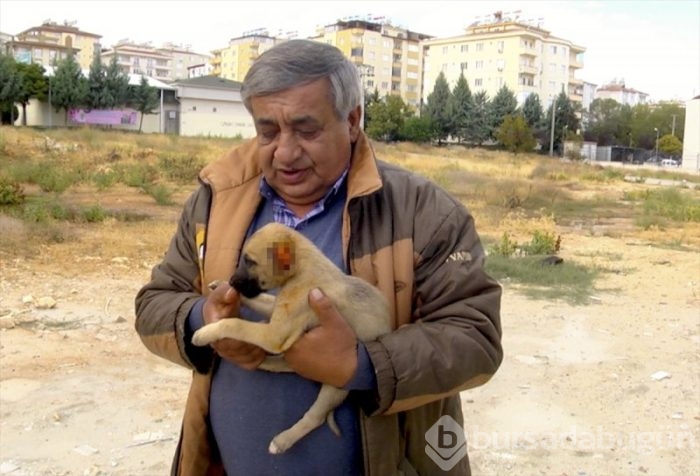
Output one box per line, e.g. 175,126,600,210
1,0,698,102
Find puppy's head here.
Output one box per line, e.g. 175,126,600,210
230,224,297,297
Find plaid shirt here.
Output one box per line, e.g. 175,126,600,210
258,168,349,229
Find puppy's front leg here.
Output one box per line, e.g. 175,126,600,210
192,318,301,355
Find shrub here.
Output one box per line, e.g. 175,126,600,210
158,153,205,183
0,178,25,205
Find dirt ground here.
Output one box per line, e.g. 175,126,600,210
0,191,699,475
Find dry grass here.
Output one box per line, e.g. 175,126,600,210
1,127,699,269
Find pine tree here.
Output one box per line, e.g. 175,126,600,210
105,55,130,108
0,54,24,125
52,53,87,123
87,54,109,110
424,72,452,144
522,93,543,129
447,73,473,143
545,89,580,154
468,91,491,146
489,85,517,140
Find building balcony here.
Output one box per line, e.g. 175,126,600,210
569,57,583,69
568,76,583,86
519,64,538,75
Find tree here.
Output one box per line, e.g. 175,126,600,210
104,55,130,108
399,116,434,143
52,53,87,123
0,54,24,125
423,72,453,144
447,73,473,143
544,89,580,154
131,75,159,132
489,85,517,140
365,94,412,142
522,93,543,129
658,134,682,156
86,54,109,110
496,114,536,154
16,62,49,126
363,87,380,130
467,91,491,146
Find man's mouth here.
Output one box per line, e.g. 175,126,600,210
277,169,308,184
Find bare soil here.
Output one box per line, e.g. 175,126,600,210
1,191,698,476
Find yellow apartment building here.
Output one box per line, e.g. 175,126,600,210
4,20,101,70
310,18,432,109
421,12,585,108
211,30,278,81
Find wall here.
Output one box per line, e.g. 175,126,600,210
681,97,699,171
179,97,254,138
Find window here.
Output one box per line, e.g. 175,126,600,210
367,79,374,87
407,71,418,79
351,47,363,57
368,51,376,60
561,65,566,75
550,45,557,54
408,44,419,52
460,61,468,70
475,78,483,87
497,41,504,53
382,54,390,62
192,106,197,111
213,107,217,112
407,58,418,66
391,81,400,91
407,84,417,92
476,42,483,52
442,46,448,54
475,60,483,69
381,81,389,89
460,44,468,53
550,63,557,72
441,63,448,72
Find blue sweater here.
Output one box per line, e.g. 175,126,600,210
187,180,376,475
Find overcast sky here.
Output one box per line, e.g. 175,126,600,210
1,0,698,101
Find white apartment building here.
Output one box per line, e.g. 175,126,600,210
421,12,585,108
595,80,649,106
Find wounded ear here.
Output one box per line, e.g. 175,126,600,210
269,239,295,273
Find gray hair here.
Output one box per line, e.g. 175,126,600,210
241,39,361,119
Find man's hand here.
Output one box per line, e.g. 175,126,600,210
202,281,266,370
283,288,358,387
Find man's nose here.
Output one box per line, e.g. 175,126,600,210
273,131,301,163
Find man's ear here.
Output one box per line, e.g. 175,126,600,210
271,239,295,274
347,105,362,141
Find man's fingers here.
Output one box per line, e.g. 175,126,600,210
307,288,339,324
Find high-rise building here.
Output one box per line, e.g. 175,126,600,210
421,11,585,108
101,40,210,81
4,20,101,70
211,30,278,81
310,18,432,108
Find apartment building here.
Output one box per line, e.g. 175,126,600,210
595,80,648,106
101,40,210,82
310,18,431,109
421,12,585,108
211,30,278,81
4,20,101,70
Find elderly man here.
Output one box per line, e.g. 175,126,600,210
135,39,502,475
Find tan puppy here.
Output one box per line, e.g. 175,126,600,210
192,222,391,454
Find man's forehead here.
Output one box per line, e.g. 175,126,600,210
254,114,322,127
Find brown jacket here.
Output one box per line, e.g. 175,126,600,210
134,133,503,475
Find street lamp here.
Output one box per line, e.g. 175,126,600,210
653,127,659,159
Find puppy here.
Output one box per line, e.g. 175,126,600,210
192,222,391,454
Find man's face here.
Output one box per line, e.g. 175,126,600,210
250,78,361,214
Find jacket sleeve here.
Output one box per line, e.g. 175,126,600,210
364,189,503,415
134,186,215,373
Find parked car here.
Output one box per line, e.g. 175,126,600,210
661,158,680,167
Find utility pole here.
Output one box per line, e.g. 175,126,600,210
548,99,556,156
671,114,677,136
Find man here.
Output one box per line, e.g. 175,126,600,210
135,39,502,475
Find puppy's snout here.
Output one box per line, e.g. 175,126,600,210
229,266,264,298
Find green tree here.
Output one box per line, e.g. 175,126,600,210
104,55,130,108
131,75,159,132
399,116,434,143
16,62,49,126
522,93,543,129
496,114,536,154
447,73,473,143
366,94,412,142
0,54,24,125
52,53,88,123
424,72,453,144
544,89,580,154
467,91,491,146
86,54,109,110
658,134,682,156
489,84,517,140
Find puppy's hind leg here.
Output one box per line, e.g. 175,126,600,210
268,385,348,454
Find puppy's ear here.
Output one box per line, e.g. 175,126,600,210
269,239,295,274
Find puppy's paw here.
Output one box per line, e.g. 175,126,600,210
268,434,293,455
192,327,215,347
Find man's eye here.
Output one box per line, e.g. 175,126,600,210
297,129,319,139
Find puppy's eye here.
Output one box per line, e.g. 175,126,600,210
244,255,257,267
